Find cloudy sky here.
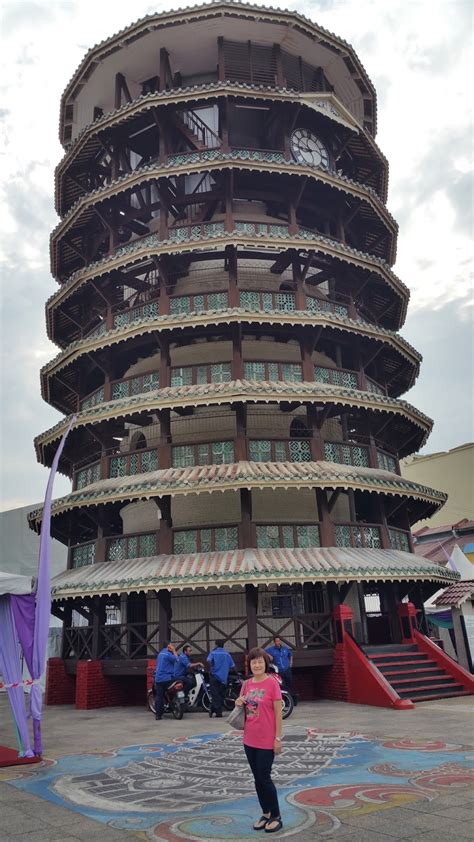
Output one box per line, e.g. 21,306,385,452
0,0,472,511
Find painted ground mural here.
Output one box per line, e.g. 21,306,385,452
3,728,474,840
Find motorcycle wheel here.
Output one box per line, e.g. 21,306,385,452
171,697,184,720
147,689,156,714
201,691,211,712
282,691,294,720
224,693,236,711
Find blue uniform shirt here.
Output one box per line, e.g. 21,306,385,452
155,648,178,682
174,652,191,679
265,644,292,672
207,647,235,684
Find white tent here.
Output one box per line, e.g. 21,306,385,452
450,545,474,580
0,571,32,596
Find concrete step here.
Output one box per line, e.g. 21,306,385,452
397,683,466,699
372,656,432,669
413,690,471,702
390,674,454,687
363,644,418,655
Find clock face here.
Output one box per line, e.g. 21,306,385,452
290,129,330,169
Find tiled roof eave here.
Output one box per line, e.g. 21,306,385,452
49,547,458,600
53,153,397,248
41,308,421,386
34,379,434,460
48,230,409,317
28,459,447,526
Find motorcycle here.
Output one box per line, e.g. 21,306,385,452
184,668,211,712
268,664,294,720
147,679,186,720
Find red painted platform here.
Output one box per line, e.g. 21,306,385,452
0,745,41,768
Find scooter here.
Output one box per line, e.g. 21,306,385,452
184,668,211,712
147,679,186,720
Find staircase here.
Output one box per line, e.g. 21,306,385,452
363,643,471,703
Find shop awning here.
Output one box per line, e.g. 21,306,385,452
50,546,458,599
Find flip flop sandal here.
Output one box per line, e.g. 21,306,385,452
264,817,283,833
253,815,270,830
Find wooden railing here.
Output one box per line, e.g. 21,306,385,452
248,438,311,463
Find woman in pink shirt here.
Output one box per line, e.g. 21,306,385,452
235,647,283,833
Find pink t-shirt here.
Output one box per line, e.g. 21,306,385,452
241,676,282,749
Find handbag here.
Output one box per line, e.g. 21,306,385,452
226,681,248,730
226,703,246,730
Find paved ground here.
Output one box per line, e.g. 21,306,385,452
0,696,473,841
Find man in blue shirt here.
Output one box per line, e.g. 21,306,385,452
265,636,294,694
154,641,178,720
174,643,204,698
207,639,236,718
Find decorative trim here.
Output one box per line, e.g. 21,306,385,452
41,307,421,397
28,459,446,526
34,378,434,462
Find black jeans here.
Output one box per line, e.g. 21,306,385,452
154,679,172,717
244,745,280,818
209,675,226,714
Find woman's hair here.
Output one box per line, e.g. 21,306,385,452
248,647,270,670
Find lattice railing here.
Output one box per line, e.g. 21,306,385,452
111,370,159,400
249,439,311,463
244,361,303,382
314,365,359,390
256,523,321,549
173,526,239,554
239,290,296,312
170,291,228,315
172,440,234,468
74,461,101,490
324,441,370,468
335,524,382,549
106,532,158,562
388,527,411,552
71,541,96,568
170,362,232,387
109,448,159,478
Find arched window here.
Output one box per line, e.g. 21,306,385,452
290,418,311,439
131,432,147,451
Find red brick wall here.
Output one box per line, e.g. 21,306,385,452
75,661,146,710
314,649,350,702
45,658,76,705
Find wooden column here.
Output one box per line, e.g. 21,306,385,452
219,96,230,151
292,254,306,310
245,584,259,650
327,581,341,610
158,589,172,649
382,583,401,643
158,409,172,470
159,336,170,389
224,170,234,233
232,325,244,380
234,403,248,461
227,245,239,308
307,403,323,461
288,199,298,235
240,488,254,548
376,497,392,549
368,429,379,469
300,334,315,382
316,488,335,547
217,36,226,82
95,508,107,563
357,583,369,645
91,596,106,660
158,262,170,316
157,496,173,554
